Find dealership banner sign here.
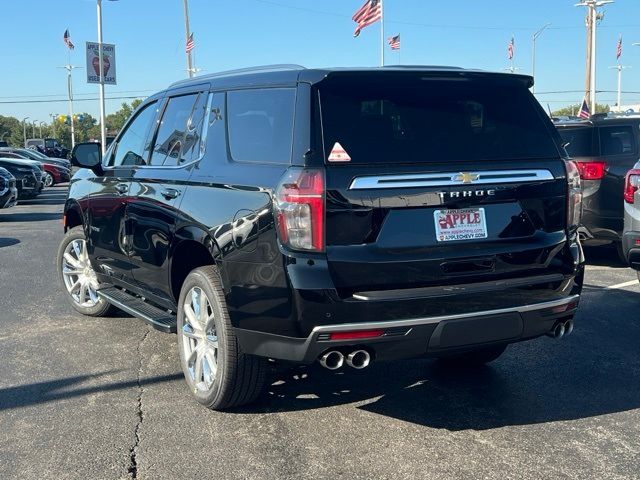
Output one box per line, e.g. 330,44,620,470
86,42,117,85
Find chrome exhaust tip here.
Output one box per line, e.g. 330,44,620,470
319,351,344,370
547,322,566,339
563,319,574,337
346,350,371,369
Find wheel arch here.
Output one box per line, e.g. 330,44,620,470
63,200,84,233
170,226,223,303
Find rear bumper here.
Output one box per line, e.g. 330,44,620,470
622,231,640,269
235,294,581,363
579,210,623,244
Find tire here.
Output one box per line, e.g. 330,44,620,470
42,172,54,188
177,266,266,410
56,226,115,317
616,242,628,265
438,344,508,366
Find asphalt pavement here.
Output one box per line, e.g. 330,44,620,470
1,186,639,480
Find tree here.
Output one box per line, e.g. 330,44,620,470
552,103,610,117
105,99,143,135
0,115,24,147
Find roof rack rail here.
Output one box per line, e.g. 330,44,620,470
170,64,306,87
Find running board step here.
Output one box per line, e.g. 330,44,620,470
97,287,176,333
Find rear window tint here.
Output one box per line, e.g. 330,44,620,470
599,125,635,156
319,78,559,163
558,127,596,157
227,88,295,164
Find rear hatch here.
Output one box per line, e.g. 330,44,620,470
557,122,637,230
316,71,569,295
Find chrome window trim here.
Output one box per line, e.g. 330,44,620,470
311,295,579,334
348,169,555,190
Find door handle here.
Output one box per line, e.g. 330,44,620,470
115,183,128,195
161,188,181,200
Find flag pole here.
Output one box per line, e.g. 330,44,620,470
380,0,385,67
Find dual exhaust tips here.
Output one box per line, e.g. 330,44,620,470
547,319,574,339
319,350,371,370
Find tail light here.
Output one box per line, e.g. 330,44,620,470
565,161,583,228
274,168,325,252
575,161,607,180
624,169,640,204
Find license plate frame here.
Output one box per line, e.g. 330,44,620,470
434,208,488,242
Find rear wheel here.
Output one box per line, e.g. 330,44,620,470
438,344,508,366
42,172,54,187
177,266,266,410
56,226,115,316
616,242,629,265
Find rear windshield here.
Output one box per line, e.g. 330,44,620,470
319,77,559,163
557,127,596,157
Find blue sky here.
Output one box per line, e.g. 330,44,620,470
1,0,640,123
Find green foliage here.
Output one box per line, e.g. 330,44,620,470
552,103,610,117
0,99,142,148
105,99,143,134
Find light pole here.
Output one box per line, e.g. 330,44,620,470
39,122,46,138
0,131,9,141
32,120,37,138
96,0,118,154
183,0,194,78
575,1,614,113
531,23,551,94
50,114,57,138
22,117,29,145
609,65,630,111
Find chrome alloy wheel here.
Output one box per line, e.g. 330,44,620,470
61,238,100,308
43,172,54,187
181,287,219,392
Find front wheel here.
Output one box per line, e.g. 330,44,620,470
437,344,508,366
42,172,54,188
177,266,266,410
56,226,114,316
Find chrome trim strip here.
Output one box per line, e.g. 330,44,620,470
349,169,555,190
311,295,579,334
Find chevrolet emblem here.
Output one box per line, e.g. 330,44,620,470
453,172,480,184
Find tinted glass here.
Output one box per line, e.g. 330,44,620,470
182,93,208,163
600,125,635,156
151,94,199,166
558,127,596,157
110,101,158,166
227,88,295,164
319,77,559,163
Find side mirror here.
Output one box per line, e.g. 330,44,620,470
71,142,103,175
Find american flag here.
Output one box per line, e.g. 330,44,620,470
616,35,622,60
353,0,382,38
507,37,514,60
578,97,590,119
63,29,74,50
186,33,195,54
388,34,400,50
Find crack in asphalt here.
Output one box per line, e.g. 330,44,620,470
128,327,150,479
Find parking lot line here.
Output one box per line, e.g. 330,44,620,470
606,279,639,290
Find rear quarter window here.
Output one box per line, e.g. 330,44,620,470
227,88,295,164
557,127,597,157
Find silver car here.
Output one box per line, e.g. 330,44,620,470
622,162,640,279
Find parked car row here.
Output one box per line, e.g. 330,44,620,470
0,146,71,210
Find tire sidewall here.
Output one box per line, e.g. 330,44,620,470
177,267,229,406
43,172,54,187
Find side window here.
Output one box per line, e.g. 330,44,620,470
150,93,200,166
600,126,635,156
182,93,208,163
227,88,295,164
109,101,158,167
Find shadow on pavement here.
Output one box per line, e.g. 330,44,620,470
0,212,62,222
234,285,640,431
0,238,20,248
0,372,182,411
583,245,627,268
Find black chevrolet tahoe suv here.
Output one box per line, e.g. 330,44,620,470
58,65,584,410
555,114,640,260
